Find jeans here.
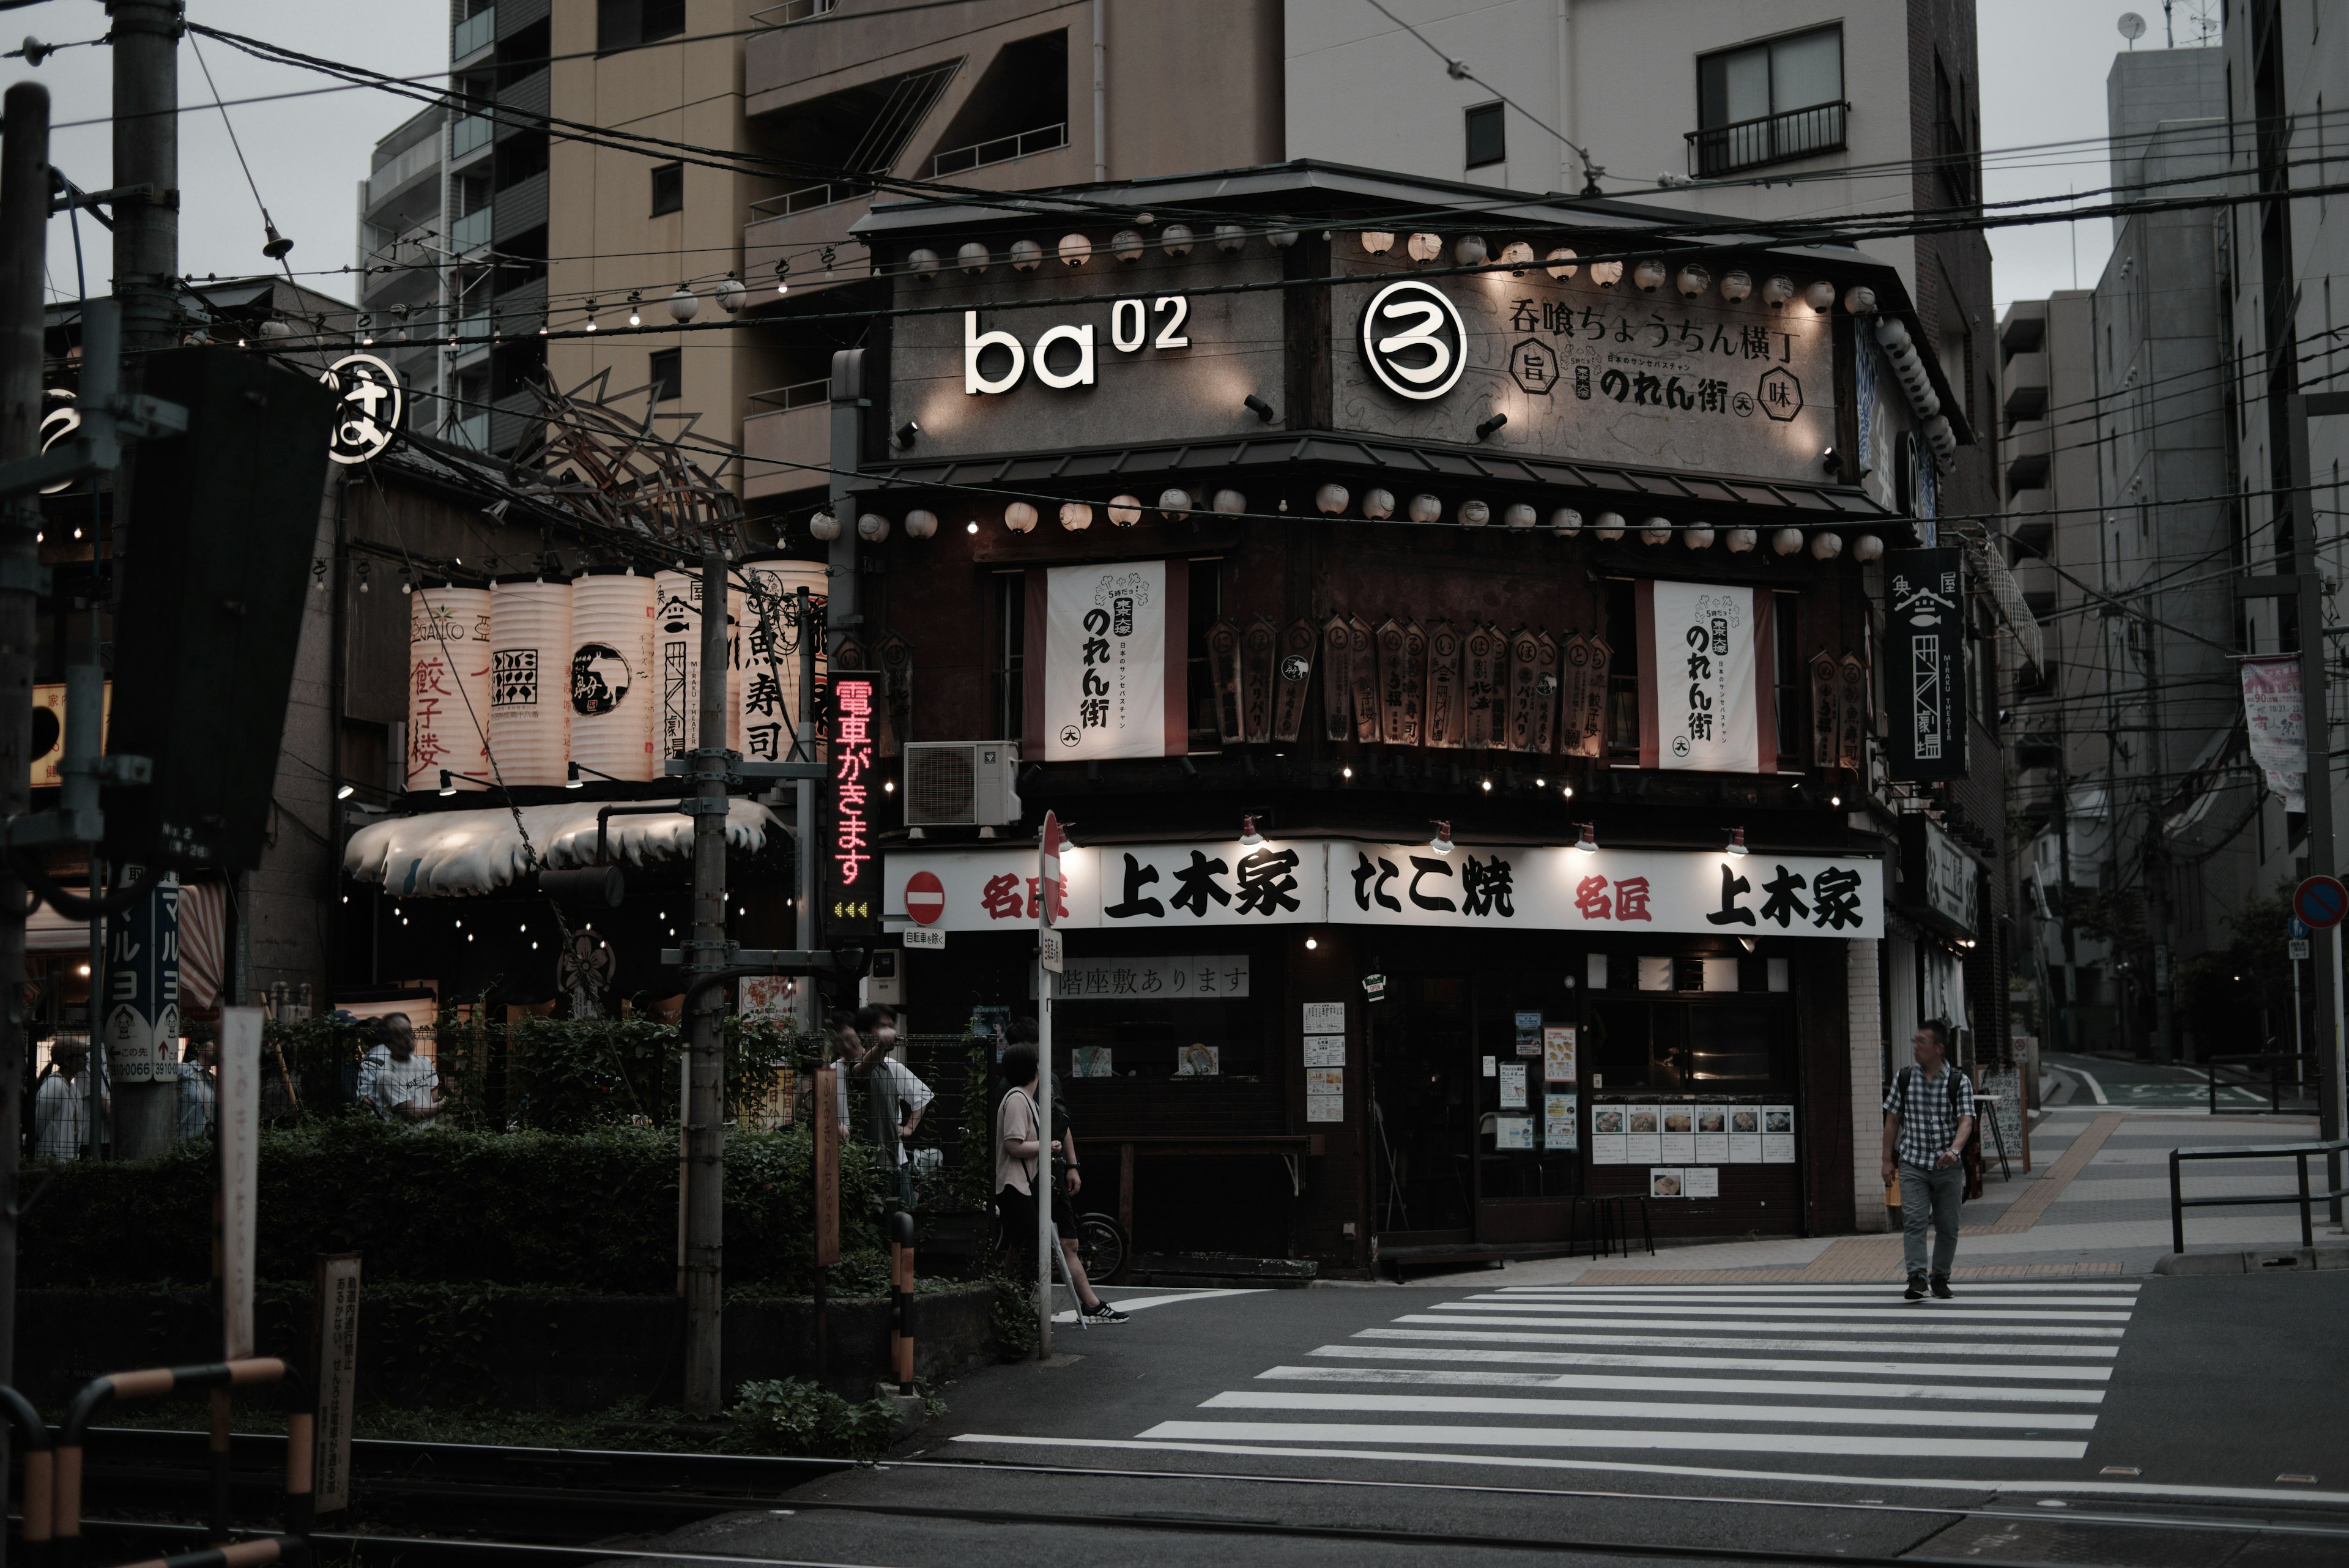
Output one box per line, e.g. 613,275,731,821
1899,1161,1964,1280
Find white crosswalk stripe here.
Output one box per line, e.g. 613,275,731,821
1135,1280,2137,1470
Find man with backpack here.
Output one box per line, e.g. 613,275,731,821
1880,1018,1977,1301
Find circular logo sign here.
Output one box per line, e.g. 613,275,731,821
905,870,946,926
570,642,634,715
1280,654,1311,683
319,352,402,464
1359,279,1467,402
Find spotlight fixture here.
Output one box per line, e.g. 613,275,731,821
1430,820,1455,855
965,519,979,534
336,784,356,800
566,762,582,790
1480,778,1493,793
1562,784,1574,798
884,779,896,793
1474,412,1508,442
893,419,920,449
1725,827,1749,856
1820,445,1842,478
439,770,456,798
1830,793,1842,808
1341,765,1354,780
1305,937,1319,951
1534,776,1546,788
1239,814,1266,849
1244,393,1277,423
1573,822,1598,853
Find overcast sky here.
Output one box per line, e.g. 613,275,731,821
10,0,2195,316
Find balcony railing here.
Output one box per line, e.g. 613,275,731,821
1685,100,1849,179
453,6,495,62
450,206,492,255
750,377,832,411
754,182,864,218
452,113,494,162
751,0,836,23
450,411,490,450
930,122,1067,179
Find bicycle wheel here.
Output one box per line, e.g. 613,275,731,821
1075,1211,1129,1283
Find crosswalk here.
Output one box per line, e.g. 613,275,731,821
1136,1280,2138,1468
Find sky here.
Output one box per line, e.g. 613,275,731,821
8,0,2211,317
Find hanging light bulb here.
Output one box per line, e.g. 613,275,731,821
584,299,598,332
775,258,791,296
626,290,642,328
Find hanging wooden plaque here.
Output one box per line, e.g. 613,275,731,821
1507,627,1542,752
1576,636,1613,757
1240,618,1277,743
1809,650,1839,771
1321,615,1352,742
1208,620,1243,746
1400,620,1428,746
1425,620,1463,748
1348,616,1380,744
1837,652,1868,770
1375,619,1406,745
1272,618,1317,742
1531,631,1559,754
1463,622,1504,750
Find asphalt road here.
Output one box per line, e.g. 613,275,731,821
626,1272,2349,1567
2042,1049,2313,1112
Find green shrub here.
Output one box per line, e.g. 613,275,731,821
724,1377,906,1460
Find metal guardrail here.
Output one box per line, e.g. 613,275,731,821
2169,1137,2349,1252
754,182,862,218
2206,1051,2323,1115
930,121,1067,178
752,0,836,24
749,377,831,412
1685,100,1849,178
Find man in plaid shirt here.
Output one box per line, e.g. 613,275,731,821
1880,1019,1974,1301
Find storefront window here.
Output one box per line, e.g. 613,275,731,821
1605,578,1640,754
1187,557,1222,748
1589,997,1791,1090
991,570,1023,740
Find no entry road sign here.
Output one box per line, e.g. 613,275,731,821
2293,875,2348,931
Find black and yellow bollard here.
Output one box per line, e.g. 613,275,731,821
889,1211,916,1397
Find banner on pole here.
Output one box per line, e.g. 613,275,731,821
1026,560,1187,760
2241,655,2307,812
1637,581,1776,773
220,1005,264,1359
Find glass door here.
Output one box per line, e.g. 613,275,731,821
1369,974,1475,1243
1472,972,1581,1242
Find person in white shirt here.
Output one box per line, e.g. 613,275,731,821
34,1041,98,1161
355,1013,440,1124
176,1036,217,1142
834,1006,933,1199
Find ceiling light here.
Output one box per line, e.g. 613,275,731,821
1561,784,1574,798
884,779,896,793
439,770,456,797
775,259,790,295
1340,765,1353,779
1305,937,1319,951
1830,793,1843,808
1574,822,1598,853
1534,777,1546,787
1239,814,1266,849
1480,778,1493,792
965,520,979,534
626,291,644,328
1430,820,1455,855
1726,827,1749,856
336,784,356,800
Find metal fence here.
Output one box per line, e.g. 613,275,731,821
1685,100,1849,179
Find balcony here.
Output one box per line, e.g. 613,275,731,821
930,121,1067,179
752,0,837,22
364,135,442,215
743,380,831,500
2003,417,2050,493
451,113,494,165
450,411,490,451
1685,100,1848,178
2002,350,2049,421
453,6,495,64
450,206,492,256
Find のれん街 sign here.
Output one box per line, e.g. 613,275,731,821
1028,560,1186,761
883,842,1880,939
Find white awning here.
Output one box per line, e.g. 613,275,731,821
343,798,784,897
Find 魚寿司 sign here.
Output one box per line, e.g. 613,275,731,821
883,841,1880,940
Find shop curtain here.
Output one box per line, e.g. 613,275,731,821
1023,559,1189,761
1635,581,1777,773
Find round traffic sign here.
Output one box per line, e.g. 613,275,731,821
2293,874,2348,930
905,870,945,926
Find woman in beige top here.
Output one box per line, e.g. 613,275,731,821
995,1039,1124,1323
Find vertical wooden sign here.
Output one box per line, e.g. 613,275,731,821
1532,631,1560,754
1400,620,1427,746
1241,619,1277,743
1208,620,1243,746
1463,623,1503,749
1425,621,1463,748
1272,619,1317,741
1375,619,1407,745
1558,633,1593,756
814,1066,842,1266
1809,650,1840,771
1347,617,1380,743
1577,636,1614,756
1837,652,1868,770
1507,628,1542,751
311,1253,362,1515
1321,614,1352,742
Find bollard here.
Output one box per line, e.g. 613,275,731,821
889,1210,916,1396
2,1384,55,1568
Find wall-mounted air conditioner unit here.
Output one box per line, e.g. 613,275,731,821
903,741,1021,826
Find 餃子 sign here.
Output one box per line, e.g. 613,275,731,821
1024,560,1188,761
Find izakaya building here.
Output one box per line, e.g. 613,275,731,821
807,163,2012,1273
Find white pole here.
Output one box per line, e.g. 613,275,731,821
1036,962,1053,1356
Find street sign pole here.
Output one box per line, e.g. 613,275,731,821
1036,812,1062,1358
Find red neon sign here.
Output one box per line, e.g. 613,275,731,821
832,676,875,885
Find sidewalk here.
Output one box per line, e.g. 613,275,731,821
1411,1106,2342,1288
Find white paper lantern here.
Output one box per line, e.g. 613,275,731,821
667,286,700,323
1810,530,1844,560
1157,487,1192,518
407,585,491,791
1549,507,1583,535
1545,247,1578,279
1852,533,1885,562
653,568,741,760
1499,242,1535,275
1633,259,1668,293
1362,488,1395,519
1059,501,1094,531
1720,269,1753,302
1594,511,1626,540
1111,230,1145,262
1408,493,1443,523
808,511,841,541
1772,527,1805,555
1677,266,1712,299
1762,274,1795,308
1725,527,1759,554
957,242,990,275
1458,499,1491,526
1504,503,1537,529
1588,259,1624,288
1639,517,1672,545
1453,235,1489,266
1214,223,1247,253
1009,239,1043,272
907,248,940,279
1005,500,1039,533
1804,279,1838,313
568,571,657,784
1212,488,1247,515
488,580,572,787
856,513,891,542
737,561,826,768
1683,523,1715,549
1844,286,1878,315
1405,232,1442,262
1315,483,1351,515
1057,233,1092,267
1359,230,1395,255
1160,224,1194,256
904,508,938,539
1107,493,1143,526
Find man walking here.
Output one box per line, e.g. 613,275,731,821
1882,1018,1975,1301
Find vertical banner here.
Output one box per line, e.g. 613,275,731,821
1031,559,1184,760
103,874,180,1085
311,1253,362,1515
1272,619,1317,741
1208,620,1242,745
1639,582,1775,773
2241,655,2307,811
1320,615,1351,742
406,587,491,790
220,1005,264,1359
1241,619,1276,743
827,671,882,938
1885,548,1968,780
1425,621,1463,748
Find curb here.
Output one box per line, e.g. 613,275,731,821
2153,1246,2349,1275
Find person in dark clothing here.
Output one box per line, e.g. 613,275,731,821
995,1030,1124,1323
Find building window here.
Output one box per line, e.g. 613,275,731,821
1464,102,1505,169
598,0,685,53
993,571,1025,741
650,162,683,216
1605,578,1641,755
1691,26,1844,177
1187,558,1222,746
648,347,681,402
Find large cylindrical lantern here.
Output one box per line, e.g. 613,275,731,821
488,579,571,787
567,570,657,783
653,568,740,762
738,560,828,765
407,585,491,791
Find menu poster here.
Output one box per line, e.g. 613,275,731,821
1307,1066,1345,1123
1649,1167,1685,1198
1625,1104,1663,1163
1729,1106,1762,1164
1302,1002,1346,1033
1660,1133,1696,1162
1515,1010,1543,1057
1499,1061,1528,1109
1302,1034,1346,1067
1543,1025,1577,1082
1544,1092,1577,1150
1682,1165,1721,1199
1762,1104,1797,1164
1697,1107,1727,1135
1496,1115,1535,1150
1660,1107,1695,1162
1591,1130,1628,1164
1694,1130,1730,1164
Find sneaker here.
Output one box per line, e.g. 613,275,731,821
1904,1274,1928,1301
1082,1300,1130,1323
1930,1277,1954,1301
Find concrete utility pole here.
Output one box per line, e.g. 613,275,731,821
0,82,51,1553
681,552,731,1414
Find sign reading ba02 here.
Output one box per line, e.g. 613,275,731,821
964,299,1190,394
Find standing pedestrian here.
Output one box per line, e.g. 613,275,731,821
998,1020,1125,1323
32,1039,98,1161
176,1035,218,1142
834,1004,932,1206
356,1013,441,1124
1880,1018,1976,1301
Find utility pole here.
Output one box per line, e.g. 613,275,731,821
109,0,182,1157
681,552,730,1414
0,82,52,1560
